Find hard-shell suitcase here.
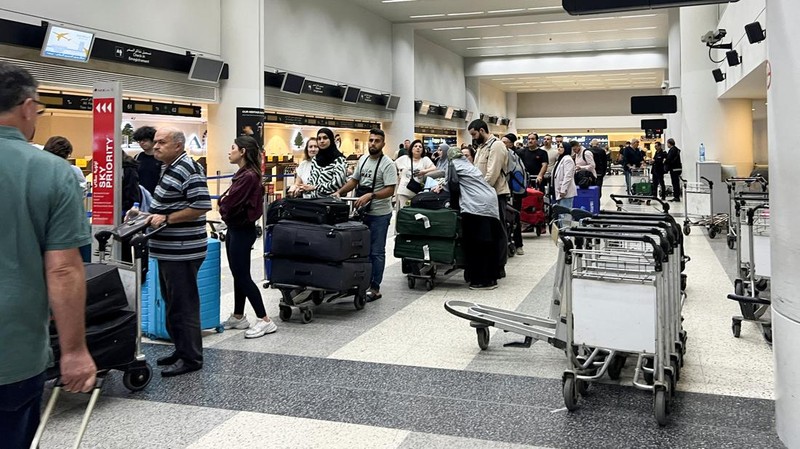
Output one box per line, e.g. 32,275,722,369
270,220,370,262
394,235,456,264
141,238,223,340
396,207,459,239
266,197,350,225
409,191,451,210
84,263,129,325
574,186,601,214
520,187,547,226
270,257,371,292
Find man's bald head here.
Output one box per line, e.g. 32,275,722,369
153,127,186,164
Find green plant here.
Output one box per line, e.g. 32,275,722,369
294,132,304,149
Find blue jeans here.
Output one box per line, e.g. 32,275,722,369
624,170,633,195
0,372,46,449
363,213,391,291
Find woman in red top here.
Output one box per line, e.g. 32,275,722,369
219,136,276,338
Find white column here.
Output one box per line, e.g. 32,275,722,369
384,24,415,154
207,0,265,177
665,8,682,147
768,2,800,447
463,76,481,144
679,5,753,181
506,92,518,135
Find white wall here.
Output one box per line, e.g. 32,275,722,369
479,82,507,117
714,0,767,97
0,0,221,56
263,0,393,93
518,89,662,118
414,36,465,108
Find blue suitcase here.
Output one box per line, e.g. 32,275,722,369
141,238,223,340
574,186,600,214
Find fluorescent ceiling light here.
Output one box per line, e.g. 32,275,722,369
432,26,464,31
409,13,445,18
466,24,500,29
625,27,658,31
528,6,562,11
517,33,547,38
550,31,582,35
495,44,526,48
447,11,484,16
466,46,494,50
452,37,481,41
382,0,415,2
489,8,525,14
627,46,656,49
579,17,614,22
587,29,619,33
504,22,538,27
540,19,576,24
603,47,625,51
619,14,657,19
483,35,513,40
604,78,628,81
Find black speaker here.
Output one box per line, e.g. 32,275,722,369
726,50,741,67
712,68,726,83
745,21,766,44
641,119,667,130
631,95,678,114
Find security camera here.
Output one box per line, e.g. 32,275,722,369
701,29,727,45
661,80,670,90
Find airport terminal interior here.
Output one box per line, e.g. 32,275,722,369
1,0,798,448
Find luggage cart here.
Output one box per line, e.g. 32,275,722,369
681,176,727,237
724,177,768,249
558,227,679,426
732,191,770,279
630,167,652,197
728,203,772,343
610,194,671,214
396,206,465,291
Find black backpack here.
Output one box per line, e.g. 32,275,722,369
589,147,607,176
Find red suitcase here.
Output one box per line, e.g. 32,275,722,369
520,188,547,234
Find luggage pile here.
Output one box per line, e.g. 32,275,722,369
394,206,463,291
265,197,371,323
520,187,548,236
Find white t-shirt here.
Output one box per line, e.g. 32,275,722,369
394,155,434,197
295,160,312,184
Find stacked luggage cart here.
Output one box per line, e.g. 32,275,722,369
724,176,768,250
263,197,371,324
445,205,689,426
394,206,464,291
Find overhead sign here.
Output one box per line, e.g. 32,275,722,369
92,82,122,227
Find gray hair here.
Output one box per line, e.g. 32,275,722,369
0,61,38,114
161,126,186,149
631,138,640,144
590,139,599,146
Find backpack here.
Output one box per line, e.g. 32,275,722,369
503,149,527,195
588,147,607,176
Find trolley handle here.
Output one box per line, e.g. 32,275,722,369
699,176,713,189
609,194,671,212
570,225,671,257
746,203,769,225
559,229,665,269
580,219,677,250
726,293,771,306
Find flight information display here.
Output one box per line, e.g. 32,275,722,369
41,25,95,63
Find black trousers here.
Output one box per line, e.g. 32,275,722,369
511,194,524,248
226,224,267,318
652,172,667,199
158,258,204,365
497,195,509,267
595,175,605,199
669,170,683,200
462,213,503,285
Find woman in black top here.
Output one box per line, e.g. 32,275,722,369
219,136,276,338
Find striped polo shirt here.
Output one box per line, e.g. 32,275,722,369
148,152,211,261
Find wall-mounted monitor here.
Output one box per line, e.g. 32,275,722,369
631,95,677,114
488,116,499,124
386,95,400,111
500,118,511,126
40,24,95,63
281,73,305,95
641,119,668,130
444,107,455,120
343,86,361,104
418,101,431,116
188,56,225,83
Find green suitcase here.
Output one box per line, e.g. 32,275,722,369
394,235,456,264
396,208,459,239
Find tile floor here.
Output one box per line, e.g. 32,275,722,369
37,177,785,448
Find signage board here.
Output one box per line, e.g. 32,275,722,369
92,82,122,230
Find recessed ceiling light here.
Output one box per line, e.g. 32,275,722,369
517,33,547,38
625,27,658,31
466,24,500,29
488,8,525,14
540,19,576,24
503,21,538,27
579,17,614,22
466,46,494,50
432,26,465,31
627,46,657,49
550,31,582,35
495,44,526,48
452,37,481,41
604,47,625,51
483,35,513,40
619,14,657,19
409,13,445,19
447,11,484,16
528,6,562,11
381,0,416,3
587,29,619,33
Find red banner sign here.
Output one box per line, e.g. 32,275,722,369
92,98,116,225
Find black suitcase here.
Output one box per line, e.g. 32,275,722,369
49,310,137,374
270,257,371,292
270,220,370,262
266,197,350,225
409,191,452,210
85,263,129,325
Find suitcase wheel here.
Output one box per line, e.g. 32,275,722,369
301,308,314,324
279,305,292,322
354,293,366,310
122,364,152,392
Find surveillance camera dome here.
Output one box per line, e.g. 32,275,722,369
701,29,727,45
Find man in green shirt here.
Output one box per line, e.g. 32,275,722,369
333,128,397,302
0,62,95,448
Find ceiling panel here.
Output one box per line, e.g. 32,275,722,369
483,69,666,92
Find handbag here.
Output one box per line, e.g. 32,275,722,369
406,156,423,194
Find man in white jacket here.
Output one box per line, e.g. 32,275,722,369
573,142,596,177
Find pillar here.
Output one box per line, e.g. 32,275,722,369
665,8,682,148
506,92,518,136
207,0,265,177
768,2,800,447
384,24,415,154
463,76,481,144
678,5,753,181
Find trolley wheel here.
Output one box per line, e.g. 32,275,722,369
607,355,625,380
278,305,292,322
670,358,680,385
425,280,434,291
407,277,416,289
654,388,669,426
683,224,691,236
763,325,773,344
218,232,226,242
727,235,736,250
255,225,263,238
122,364,152,392
732,319,742,338
354,293,366,311
708,226,718,239
263,282,269,289
563,376,580,412
755,278,769,292
215,325,225,334
300,309,313,324
476,327,490,350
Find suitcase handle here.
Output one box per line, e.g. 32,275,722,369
31,375,106,449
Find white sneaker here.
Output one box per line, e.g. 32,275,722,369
222,314,250,330
516,247,525,255
245,319,277,338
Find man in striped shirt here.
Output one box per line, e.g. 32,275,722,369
147,127,212,377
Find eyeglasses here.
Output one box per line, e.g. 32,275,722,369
16,98,46,115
